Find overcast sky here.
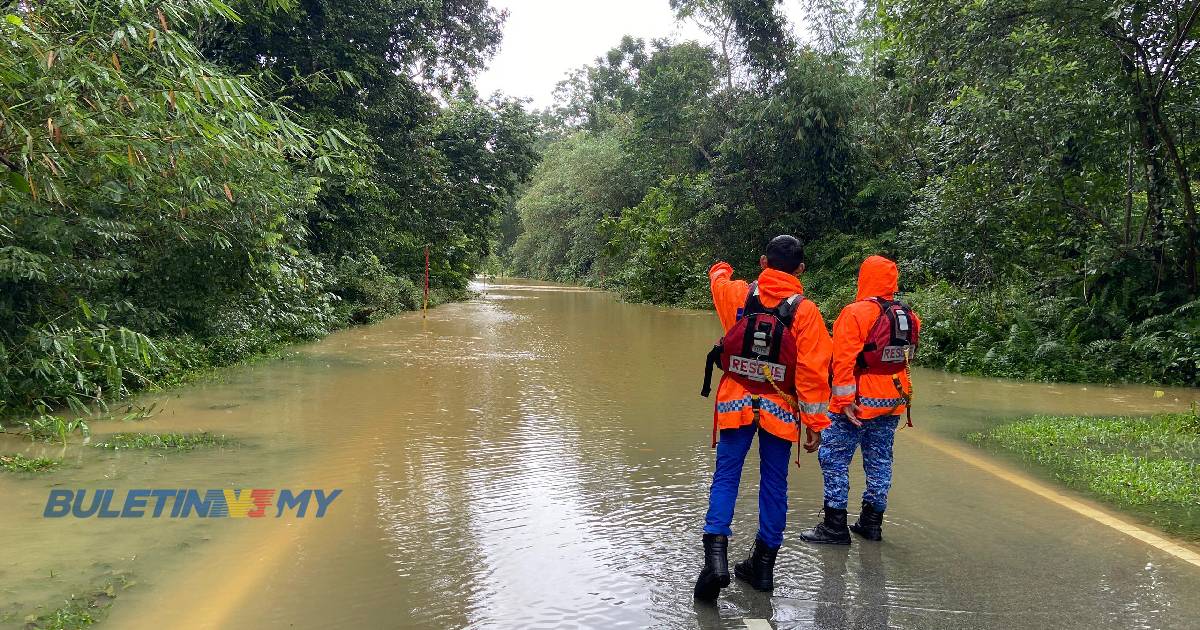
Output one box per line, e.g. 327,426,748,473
475,0,811,109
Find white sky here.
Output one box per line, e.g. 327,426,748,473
475,0,811,109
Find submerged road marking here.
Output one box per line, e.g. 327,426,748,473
108,454,359,628
912,432,1200,569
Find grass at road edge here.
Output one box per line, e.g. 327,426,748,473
970,411,1200,540
0,453,60,473
16,572,135,630
91,432,235,451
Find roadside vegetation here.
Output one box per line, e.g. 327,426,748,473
972,410,1200,539
15,572,134,630
502,0,1200,387
6,415,92,445
91,432,234,451
0,430,231,476
25,596,102,630
0,454,59,474
0,0,537,433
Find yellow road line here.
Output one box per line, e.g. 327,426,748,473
110,508,319,630
912,432,1200,569
109,465,354,628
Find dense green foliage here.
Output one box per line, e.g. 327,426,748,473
200,0,538,303
506,0,1200,386
972,411,1200,538
0,453,60,473
1,0,537,420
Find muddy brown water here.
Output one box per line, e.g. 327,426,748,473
2,280,1199,629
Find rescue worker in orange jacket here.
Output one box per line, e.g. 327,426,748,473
800,255,920,545
694,235,833,602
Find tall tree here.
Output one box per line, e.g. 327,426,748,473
201,0,536,300
671,0,795,83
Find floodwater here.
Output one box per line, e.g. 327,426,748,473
2,279,1199,629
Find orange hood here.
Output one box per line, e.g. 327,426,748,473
756,267,805,303
856,255,898,301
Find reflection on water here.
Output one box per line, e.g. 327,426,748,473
806,546,890,630
1,279,1198,629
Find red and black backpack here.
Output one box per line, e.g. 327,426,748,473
855,297,919,376
701,282,804,398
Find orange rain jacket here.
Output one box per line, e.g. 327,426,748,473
709,262,833,443
829,256,921,420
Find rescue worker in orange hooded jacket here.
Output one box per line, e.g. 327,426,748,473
694,236,832,602
800,255,920,545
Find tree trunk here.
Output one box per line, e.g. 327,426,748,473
1139,114,1169,292
721,22,735,92
1126,119,1134,246
1152,106,1199,294
1124,57,1169,288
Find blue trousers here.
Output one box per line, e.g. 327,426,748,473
818,414,900,511
703,423,792,548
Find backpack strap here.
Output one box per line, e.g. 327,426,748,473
739,282,762,320
868,296,914,342
700,343,722,398
856,298,888,372
860,297,892,352
743,282,804,328
775,294,804,328
864,296,893,312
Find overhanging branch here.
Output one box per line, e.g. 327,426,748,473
1154,0,1200,102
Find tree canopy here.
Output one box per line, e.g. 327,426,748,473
1,0,538,418
506,0,1200,386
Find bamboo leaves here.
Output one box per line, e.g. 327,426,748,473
0,0,346,416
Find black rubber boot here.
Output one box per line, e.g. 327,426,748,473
694,534,730,602
733,537,780,591
799,505,851,545
850,500,885,541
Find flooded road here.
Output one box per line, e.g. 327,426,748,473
2,280,1199,629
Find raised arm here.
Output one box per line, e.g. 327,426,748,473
708,262,750,332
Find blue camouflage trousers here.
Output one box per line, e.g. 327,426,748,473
818,414,900,511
